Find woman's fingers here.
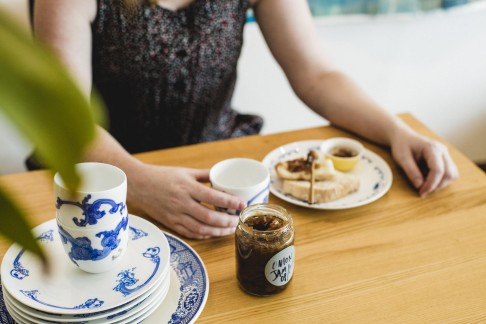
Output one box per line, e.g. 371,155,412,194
418,142,461,196
170,210,237,239
136,165,246,239
397,150,425,190
192,182,246,212
184,197,240,228
392,135,458,196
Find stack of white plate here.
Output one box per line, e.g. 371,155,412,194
1,215,172,324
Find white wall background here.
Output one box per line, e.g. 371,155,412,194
0,0,32,174
234,2,486,164
1,1,485,174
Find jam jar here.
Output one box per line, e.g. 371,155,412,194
235,204,295,296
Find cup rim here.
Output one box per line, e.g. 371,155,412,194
321,137,364,160
209,158,269,191
54,162,126,194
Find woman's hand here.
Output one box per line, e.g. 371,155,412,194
390,130,459,196
127,164,246,239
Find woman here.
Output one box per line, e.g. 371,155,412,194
33,0,458,239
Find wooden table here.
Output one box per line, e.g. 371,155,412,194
1,113,486,323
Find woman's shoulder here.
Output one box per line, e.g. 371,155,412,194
34,0,97,23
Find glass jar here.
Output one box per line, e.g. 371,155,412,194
235,203,295,296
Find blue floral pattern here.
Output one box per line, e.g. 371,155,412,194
56,194,126,227
246,184,270,206
58,215,129,265
10,229,53,280
113,247,161,296
0,217,207,322
19,290,104,311
129,226,148,240
166,234,207,324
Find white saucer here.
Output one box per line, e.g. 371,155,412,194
143,233,209,324
262,139,393,209
0,217,209,324
3,270,169,323
3,275,169,324
0,215,170,315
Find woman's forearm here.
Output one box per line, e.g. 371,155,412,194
82,127,147,210
293,70,413,146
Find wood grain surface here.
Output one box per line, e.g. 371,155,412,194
1,113,485,323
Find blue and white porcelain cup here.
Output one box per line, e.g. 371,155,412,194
54,162,129,273
54,162,127,229
56,214,129,273
209,158,270,215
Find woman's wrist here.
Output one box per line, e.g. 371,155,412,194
124,160,153,214
383,114,415,148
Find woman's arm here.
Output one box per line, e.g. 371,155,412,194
252,0,458,195
33,0,245,238
34,0,95,96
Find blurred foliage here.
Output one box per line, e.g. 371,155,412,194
0,8,104,264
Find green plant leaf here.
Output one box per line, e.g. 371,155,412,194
0,9,105,189
0,9,105,265
0,185,46,264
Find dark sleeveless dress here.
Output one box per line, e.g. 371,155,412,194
91,0,263,153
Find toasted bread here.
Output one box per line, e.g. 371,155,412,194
275,156,336,181
282,172,360,203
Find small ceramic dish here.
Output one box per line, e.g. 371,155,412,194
321,137,364,172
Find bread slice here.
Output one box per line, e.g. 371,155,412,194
275,157,336,181
282,172,360,203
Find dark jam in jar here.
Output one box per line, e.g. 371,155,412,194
235,204,294,296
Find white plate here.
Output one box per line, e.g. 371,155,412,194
2,271,169,323
0,221,209,324
3,298,31,324
143,233,209,324
111,275,169,324
3,276,169,324
1,260,168,322
0,215,170,315
262,140,393,209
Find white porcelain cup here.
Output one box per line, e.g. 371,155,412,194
54,162,129,273
54,162,127,229
209,158,270,215
57,214,129,273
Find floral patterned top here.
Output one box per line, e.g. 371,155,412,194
91,0,263,153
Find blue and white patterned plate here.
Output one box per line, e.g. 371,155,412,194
144,233,209,324
2,268,169,323
0,215,170,315
0,231,209,324
3,274,169,324
262,140,393,209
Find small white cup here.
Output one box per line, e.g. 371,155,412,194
210,158,270,215
54,162,127,228
54,162,129,273
321,137,364,172
57,215,129,273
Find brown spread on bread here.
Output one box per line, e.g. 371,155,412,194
287,150,319,173
275,150,335,181
275,149,359,204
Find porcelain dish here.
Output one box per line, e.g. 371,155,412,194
0,215,209,324
262,139,393,209
1,215,170,315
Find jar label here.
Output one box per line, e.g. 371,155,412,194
264,246,295,286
